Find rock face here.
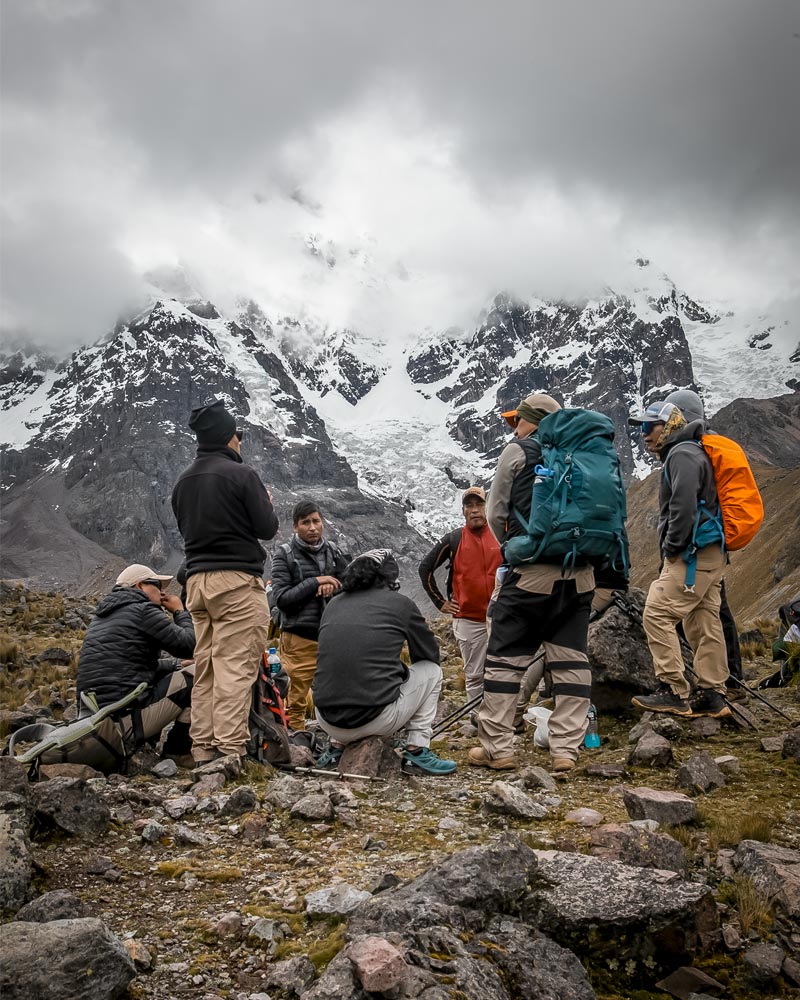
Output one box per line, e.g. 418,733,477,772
525,851,717,970
589,823,687,874
588,590,658,712
733,840,800,918
305,883,371,917
0,792,32,914
0,917,136,1000
338,737,402,779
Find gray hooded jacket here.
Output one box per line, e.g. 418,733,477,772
657,419,719,556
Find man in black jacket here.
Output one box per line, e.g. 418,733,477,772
270,499,349,733
172,399,279,763
76,563,196,765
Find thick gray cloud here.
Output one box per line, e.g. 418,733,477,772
2,0,799,348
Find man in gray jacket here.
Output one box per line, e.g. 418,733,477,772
630,400,729,718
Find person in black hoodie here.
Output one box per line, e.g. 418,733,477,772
171,399,279,763
270,499,349,733
76,563,196,766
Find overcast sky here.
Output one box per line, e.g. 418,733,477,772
2,0,799,350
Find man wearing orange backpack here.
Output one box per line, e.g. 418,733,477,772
630,397,763,718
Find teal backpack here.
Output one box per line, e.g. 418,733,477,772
503,408,628,575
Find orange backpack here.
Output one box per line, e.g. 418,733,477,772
697,433,764,550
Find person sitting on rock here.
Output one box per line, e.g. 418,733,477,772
270,499,349,738
312,549,457,776
76,563,196,767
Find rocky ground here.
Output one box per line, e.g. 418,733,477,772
1,580,800,1000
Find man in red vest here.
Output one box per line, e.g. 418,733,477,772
419,487,502,708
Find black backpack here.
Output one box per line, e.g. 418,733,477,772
246,652,291,765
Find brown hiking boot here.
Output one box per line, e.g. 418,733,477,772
468,746,517,770
631,684,692,717
551,757,576,773
690,689,732,718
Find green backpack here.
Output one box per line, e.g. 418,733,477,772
503,408,628,575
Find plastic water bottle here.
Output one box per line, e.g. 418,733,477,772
267,647,281,675
584,704,601,749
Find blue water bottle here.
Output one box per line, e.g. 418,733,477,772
267,647,281,675
584,704,601,749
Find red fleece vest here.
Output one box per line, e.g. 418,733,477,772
452,524,502,621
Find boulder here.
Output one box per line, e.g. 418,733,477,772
299,950,367,1000
654,965,725,998
742,942,784,984
163,794,197,819
190,754,241,782
518,766,558,792
172,823,210,847
349,837,538,936
484,782,549,820
0,918,136,1000
290,793,334,822
348,935,408,992
676,752,726,795
760,735,785,753
0,758,31,800
338,737,401,778
261,955,316,996
732,840,800,917
587,589,658,712
193,773,226,797
689,717,721,739
220,785,257,817
589,823,687,873
212,911,243,938
265,775,310,811
151,759,178,779
15,891,91,923
622,786,696,825
713,754,740,776
565,808,604,828
30,778,111,838
0,793,32,914
305,882,371,917
525,851,717,973
628,732,673,768
140,820,167,844
35,647,72,665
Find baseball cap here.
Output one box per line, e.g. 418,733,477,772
116,564,173,588
462,486,486,503
627,401,677,426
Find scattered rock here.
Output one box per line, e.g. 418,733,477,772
151,759,178,779
727,704,758,730
760,735,785,753
191,754,242,782
265,775,309,812
733,840,800,917
338,737,402,778
528,851,718,971
348,935,408,992
713,755,740,776
126,748,161,775
35,647,72,665
85,854,114,875
742,942,784,984
628,732,673,768
622,786,697,825
39,764,103,781
298,950,364,1000
15,890,91,923
589,823,687,873
585,763,626,779
163,794,198,819
782,727,800,764
140,820,166,844
650,716,685,741
212,911,242,937
193,774,226,797
123,938,152,971
172,823,210,847
676,752,726,795
0,793,32,914
290,793,334,823
654,965,725,998
240,814,269,843
370,872,401,894
689,717,721,739
783,955,800,988
721,922,742,951
588,588,658,712
0,917,136,1000
30,778,111,838
0,759,30,801
305,882,371,917
518,766,558,792
248,917,284,953
220,786,257,817
565,808,604,827
484,781,549,820
260,955,316,996
628,715,656,744
288,745,317,768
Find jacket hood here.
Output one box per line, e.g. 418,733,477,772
95,586,151,617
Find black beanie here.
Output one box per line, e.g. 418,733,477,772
189,399,237,446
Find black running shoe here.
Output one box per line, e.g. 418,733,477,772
631,684,692,716
691,688,732,718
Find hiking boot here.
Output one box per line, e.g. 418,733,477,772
467,746,517,770
725,683,747,703
631,685,692,716
402,747,457,776
691,689,732,718
163,753,195,769
316,745,344,771
551,757,576,773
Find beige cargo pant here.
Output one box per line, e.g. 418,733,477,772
643,544,728,698
187,571,270,760
452,617,489,703
280,631,318,731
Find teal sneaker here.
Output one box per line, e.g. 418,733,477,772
402,747,457,776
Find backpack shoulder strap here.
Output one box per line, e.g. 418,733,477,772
447,527,463,559
663,439,704,484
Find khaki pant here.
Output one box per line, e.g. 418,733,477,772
643,545,728,698
280,631,318,731
452,618,489,703
317,660,442,748
187,571,270,759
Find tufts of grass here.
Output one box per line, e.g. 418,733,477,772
155,859,242,882
740,640,770,659
0,637,20,665
664,824,697,850
718,874,773,937
698,806,774,850
735,813,775,844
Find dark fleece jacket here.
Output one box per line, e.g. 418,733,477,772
76,588,195,707
171,445,279,577
270,539,350,641
657,419,719,556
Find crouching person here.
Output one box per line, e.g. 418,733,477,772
312,550,457,776
76,564,196,767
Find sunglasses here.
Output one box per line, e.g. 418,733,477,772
235,427,244,441
640,421,665,434
141,579,164,590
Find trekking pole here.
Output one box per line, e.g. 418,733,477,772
275,764,385,782
431,693,484,737
723,672,792,721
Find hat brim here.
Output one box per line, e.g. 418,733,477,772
501,409,518,428
627,414,663,426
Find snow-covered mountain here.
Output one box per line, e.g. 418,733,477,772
1,258,797,590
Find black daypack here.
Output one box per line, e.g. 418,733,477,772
246,651,291,765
